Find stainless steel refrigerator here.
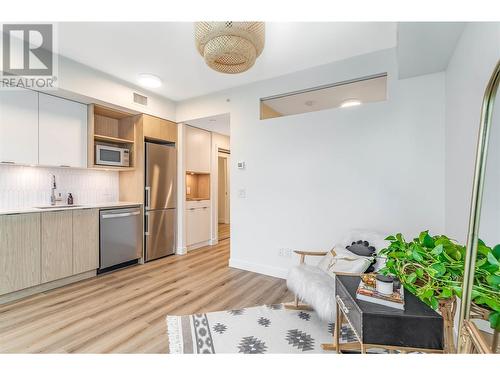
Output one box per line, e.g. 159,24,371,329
144,141,177,262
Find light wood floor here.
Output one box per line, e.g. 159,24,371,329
218,222,230,240
0,239,292,353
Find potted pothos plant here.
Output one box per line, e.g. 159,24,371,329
379,231,500,330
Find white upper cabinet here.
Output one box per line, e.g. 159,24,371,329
38,93,87,168
185,125,211,173
0,89,39,165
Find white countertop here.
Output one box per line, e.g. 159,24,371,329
0,202,142,215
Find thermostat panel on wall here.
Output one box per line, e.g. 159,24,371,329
237,161,246,170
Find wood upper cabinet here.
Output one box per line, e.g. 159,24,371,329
38,93,88,168
41,211,73,283
0,213,41,295
143,115,177,143
185,125,211,173
73,209,99,274
0,89,39,165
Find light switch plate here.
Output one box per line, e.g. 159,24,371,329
238,189,246,198
237,161,246,170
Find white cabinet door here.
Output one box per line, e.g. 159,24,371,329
185,126,211,173
38,93,87,168
186,206,211,246
0,90,39,165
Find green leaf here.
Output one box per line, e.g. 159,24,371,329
419,231,429,243
489,311,500,330
421,289,434,299
487,252,500,266
430,296,439,310
412,249,424,262
493,244,500,260
385,235,396,241
440,287,453,298
431,244,443,256
415,268,424,278
431,263,446,277
422,234,435,249
406,273,417,284
486,274,500,290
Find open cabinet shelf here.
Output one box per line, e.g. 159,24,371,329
94,134,135,145
87,104,138,169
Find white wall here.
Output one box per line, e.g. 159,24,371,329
0,164,118,209
445,23,500,244
178,49,446,278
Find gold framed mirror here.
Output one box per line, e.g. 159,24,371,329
457,60,500,354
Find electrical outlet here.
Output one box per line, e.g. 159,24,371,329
279,248,293,258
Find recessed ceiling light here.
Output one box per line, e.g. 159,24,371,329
340,99,362,108
304,100,315,107
137,73,162,88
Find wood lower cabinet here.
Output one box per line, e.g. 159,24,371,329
73,209,99,274
41,211,73,283
0,209,101,299
0,213,41,295
186,202,211,247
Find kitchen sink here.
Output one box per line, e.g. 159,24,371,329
35,205,83,209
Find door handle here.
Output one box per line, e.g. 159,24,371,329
145,212,149,236
145,186,151,209
101,211,141,219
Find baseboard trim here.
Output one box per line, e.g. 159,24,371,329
187,240,211,252
0,270,96,305
229,258,288,279
176,246,188,255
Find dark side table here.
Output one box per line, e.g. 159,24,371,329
334,275,444,353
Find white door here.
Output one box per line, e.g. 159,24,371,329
0,89,39,165
38,93,87,168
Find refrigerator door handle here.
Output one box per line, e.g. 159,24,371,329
145,186,151,210
145,212,149,236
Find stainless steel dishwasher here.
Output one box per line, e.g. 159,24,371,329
99,206,143,273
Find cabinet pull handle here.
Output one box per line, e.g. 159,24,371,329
189,208,195,210
101,211,140,219
336,295,350,314
1,161,15,164
59,165,71,168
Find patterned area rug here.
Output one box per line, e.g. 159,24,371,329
166,304,358,354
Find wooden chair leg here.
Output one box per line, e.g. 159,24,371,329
438,297,456,354
283,295,313,310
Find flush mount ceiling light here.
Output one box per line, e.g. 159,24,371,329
195,22,265,74
340,99,362,108
137,73,162,88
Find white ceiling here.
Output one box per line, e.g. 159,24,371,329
57,22,397,101
185,113,230,136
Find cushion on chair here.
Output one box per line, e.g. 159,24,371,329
286,264,337,322
336,229,391,272
317,247,373,276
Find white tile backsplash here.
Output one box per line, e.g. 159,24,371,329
0,165,119,209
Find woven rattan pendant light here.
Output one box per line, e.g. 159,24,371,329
195,22,265,74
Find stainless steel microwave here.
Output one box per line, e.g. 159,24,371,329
95,145,130,167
